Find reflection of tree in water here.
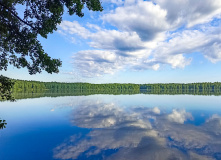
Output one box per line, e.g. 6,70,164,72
53,101,220,160
0,119,7,129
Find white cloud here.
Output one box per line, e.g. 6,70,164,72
59,21,90,39
154,0,221,27
148,25,221,69
59,21,146,52
57,0,221,78
89,30,145,52
163,54,192,69
102,0,169,41
72,49,165,77
72,50,122,77
204,42,221,63
86,23,101,31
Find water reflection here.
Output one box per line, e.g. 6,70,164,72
53,101,221,160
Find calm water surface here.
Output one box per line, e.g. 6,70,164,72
0,94,221,160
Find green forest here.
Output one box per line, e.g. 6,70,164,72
12,80,140,92
9,79,221,98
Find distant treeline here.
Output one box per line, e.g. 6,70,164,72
140,82,221,95
140,83,221,91
12,80,140,92
11,80,221,96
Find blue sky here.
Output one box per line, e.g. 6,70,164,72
3,0,221,83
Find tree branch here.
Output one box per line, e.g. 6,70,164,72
0,2,37,31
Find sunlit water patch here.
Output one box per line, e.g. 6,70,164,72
0,94,221,160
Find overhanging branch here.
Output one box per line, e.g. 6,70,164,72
0,2,37,31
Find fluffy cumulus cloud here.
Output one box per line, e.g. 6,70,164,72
102,0,169,41
72,50,122,77
58,0,221,77
153,27,221,64
153,0,221,27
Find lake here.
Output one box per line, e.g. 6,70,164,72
0,94,221,160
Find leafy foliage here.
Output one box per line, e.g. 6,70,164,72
0,0,103,74
0,75,15,101
0,119,7,130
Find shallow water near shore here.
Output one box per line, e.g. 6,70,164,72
1,94,221,160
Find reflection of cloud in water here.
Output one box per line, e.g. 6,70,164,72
167,109,193,124
53,101,220,160
107,138,214,160
152,107,161,114
205,114,221,136
156,113,221,159
71,101,152,129
54,128,157,159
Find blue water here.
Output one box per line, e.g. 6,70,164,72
0,94,221,160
